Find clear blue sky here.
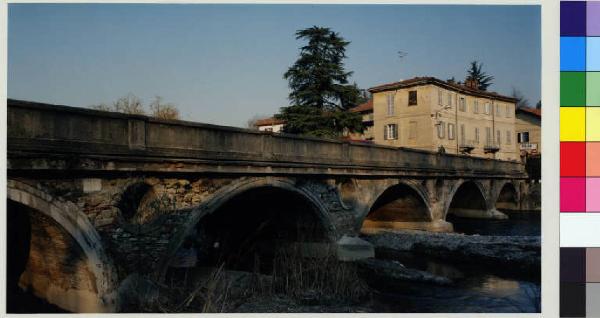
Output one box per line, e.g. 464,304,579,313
8,4,541,128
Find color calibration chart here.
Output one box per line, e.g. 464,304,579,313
561,1,600,317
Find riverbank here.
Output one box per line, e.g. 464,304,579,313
148,230,540,313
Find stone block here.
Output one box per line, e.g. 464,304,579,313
82,179,102,193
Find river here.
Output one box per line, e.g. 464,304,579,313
368,210,541,313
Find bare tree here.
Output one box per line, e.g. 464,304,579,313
90,103,113,112
89,94,180,120
113,93,145,115
511,88,530,109
149,95,179,120
247,114,269,129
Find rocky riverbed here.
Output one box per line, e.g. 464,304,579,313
362,230,540,277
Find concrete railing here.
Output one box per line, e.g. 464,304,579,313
7,99,526,177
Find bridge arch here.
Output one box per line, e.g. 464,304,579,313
6,180,118,313
158,177,336,279
494,181,520,211
360,181,433,231
444,180,490,220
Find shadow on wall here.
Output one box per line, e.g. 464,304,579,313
6,200,96,313
167,186,333,275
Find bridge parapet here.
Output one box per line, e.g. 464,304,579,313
8,99,526,178
8,100,525,178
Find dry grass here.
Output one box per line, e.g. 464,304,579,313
151,264,234,313
144,245,371,313
268,245,371,304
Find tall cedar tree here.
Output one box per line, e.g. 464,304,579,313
276,26,365,138
466,61,494,91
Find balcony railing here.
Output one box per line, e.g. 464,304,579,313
484,142,501,153
459,140,477,154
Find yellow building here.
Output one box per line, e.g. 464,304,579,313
369,77,519,161
348,100,374,141
515,107,541,156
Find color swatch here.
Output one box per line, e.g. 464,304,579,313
560,248,600,317
561,2,600,317
560,1,600,215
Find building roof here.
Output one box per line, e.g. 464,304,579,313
516,107,541,118
368,76,518,103
254,117,286,126
349,99,373,113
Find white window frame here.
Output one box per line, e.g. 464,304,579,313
518,131,530,143
475,127,480,143
384,123,398,140
473,100,479,114
459,97,466,112
447,92,453,107
484,102,491,115
486,127,492,144
496,104,501,116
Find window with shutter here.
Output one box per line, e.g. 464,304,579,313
437,122,446,139
409,121,417,139
408,91,418,106
387,93,395,115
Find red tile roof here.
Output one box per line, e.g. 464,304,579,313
349,99,373,113
516,107,541,118
369,76,518,103
255,117,285,126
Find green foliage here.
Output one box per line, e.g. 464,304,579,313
275,105,363,139
466,60,494,91
278,26,365,137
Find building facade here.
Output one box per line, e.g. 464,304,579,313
515,107,541,156
369,77,519,161
255,117,285,133
348,99,374,141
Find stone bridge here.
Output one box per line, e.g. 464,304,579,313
6,99,536,312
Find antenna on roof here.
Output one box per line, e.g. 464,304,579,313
398,50,407,81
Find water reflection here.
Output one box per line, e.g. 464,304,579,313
369,212,541,313
448,211,540,236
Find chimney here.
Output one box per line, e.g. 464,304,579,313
465,78,479,90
